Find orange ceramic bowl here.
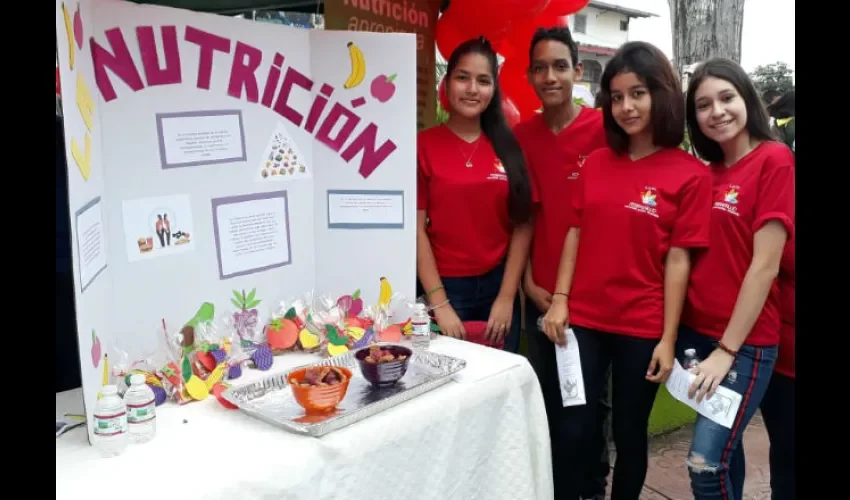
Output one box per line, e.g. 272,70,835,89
288,366,352,413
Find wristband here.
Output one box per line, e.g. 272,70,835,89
426,285,444,297
717,341,738,357
430,299,451,311
553,292,569,298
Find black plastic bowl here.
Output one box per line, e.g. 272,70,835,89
354,344,413,386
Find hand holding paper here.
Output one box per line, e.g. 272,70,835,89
555,328,586,407
665,360,742,429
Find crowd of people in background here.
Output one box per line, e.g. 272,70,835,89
418,26,794,500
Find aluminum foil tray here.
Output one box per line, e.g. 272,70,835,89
222,345,466,437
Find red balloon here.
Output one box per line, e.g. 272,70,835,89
436,10,471,61
543,0,590,16
438,75,450,112
445,0,549,49
498,57,540,119
501,12,570,63
502,95,521,128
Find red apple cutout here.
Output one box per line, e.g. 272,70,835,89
73,2,84,50
212,383,238,409
370,74,397,103
378,325,402,342
266,318,299,350
90,329,101,368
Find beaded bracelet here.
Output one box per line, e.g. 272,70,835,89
717,341,738,357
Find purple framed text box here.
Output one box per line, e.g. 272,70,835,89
75,195,108,293
156,110,248,169
211,191,293,280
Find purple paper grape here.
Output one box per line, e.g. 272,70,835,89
352,328,376,350
228,364,243,379
211,349,226,364
251,345,274,371
148,384,168,406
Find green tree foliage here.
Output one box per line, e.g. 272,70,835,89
749,61,794,95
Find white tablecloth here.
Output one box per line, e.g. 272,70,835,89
56,337,552,500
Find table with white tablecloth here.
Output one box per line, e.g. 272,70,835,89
56,337,553,500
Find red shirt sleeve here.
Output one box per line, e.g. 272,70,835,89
670,170,713,248
416,142,430,211
780,234,795,280
753,152,795,239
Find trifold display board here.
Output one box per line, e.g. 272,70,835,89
55,0,416,443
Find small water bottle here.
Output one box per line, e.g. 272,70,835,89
683,348,700,371
124,374,157,444
411,303,431,349
93,385,128,457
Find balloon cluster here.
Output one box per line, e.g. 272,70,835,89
436,0,590,126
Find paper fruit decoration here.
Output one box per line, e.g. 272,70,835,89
266,310,299,350
90,329,101,368
337,289,364,317
370,74,397,103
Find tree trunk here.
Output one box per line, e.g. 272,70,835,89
667,0,746,75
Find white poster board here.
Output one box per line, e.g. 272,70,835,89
55,0,416,444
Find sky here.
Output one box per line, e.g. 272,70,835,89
623,0,795,72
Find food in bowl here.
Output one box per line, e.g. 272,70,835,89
291,366,348,387
288,365,352,413
355,344,412,386
362,345,408,364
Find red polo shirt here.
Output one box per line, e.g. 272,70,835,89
683,142,795,346
514,108,607,294
566,147,713,339
417,125,512,277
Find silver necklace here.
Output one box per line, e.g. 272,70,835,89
457,140,481,168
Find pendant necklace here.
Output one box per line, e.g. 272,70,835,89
457,140,481,168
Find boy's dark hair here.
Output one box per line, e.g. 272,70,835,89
528,26,579,67
599,41,684,155
762,89,781,105
767,90,794,119
685,58,775,163
445,37,533,225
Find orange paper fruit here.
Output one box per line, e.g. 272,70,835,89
266,318,299,350
378,325,403,342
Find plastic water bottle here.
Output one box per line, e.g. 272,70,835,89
124,374,157,444
683,349,700,371
93,385,128,457
411,303,431,349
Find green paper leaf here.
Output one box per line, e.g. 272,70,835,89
284,307,297,320
247,288,257,303
326,324,348,345
352,289,360,300
232,290,244,303
181,356,192,383
231,298,242,309
247,299,261,309
268,319,282,329
430,322,441,332
387,73,397,83
306,313,313,323
91,329,96,343
186,302,215,328
210,343,220,351
162,366,175,377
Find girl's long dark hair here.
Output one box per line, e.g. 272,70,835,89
445,38,533,225
685,58,775,163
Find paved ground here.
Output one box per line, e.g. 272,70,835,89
608,413,772,499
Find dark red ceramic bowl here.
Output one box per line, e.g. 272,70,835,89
354,344,412,386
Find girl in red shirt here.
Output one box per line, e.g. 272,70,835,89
680,58,794,500
417,38,532,351
542,41,713,499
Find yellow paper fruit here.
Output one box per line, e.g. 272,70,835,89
346,326,365,340
184,375,209,400
205,363,226,390
222,338,232,354
327,343,349,357
299,328,320,349
144,374,163,388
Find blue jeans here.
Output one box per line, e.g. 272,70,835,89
676,325,777,500
419,263,522,353
759,372,795,500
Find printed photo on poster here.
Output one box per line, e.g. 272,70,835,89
122,194,196,262
156,110,247,169
211,191,292,280
256,121,310,182
75,196,107,292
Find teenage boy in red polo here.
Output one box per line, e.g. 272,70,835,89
513,27,608,500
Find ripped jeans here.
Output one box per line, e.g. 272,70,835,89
676,326,777,500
